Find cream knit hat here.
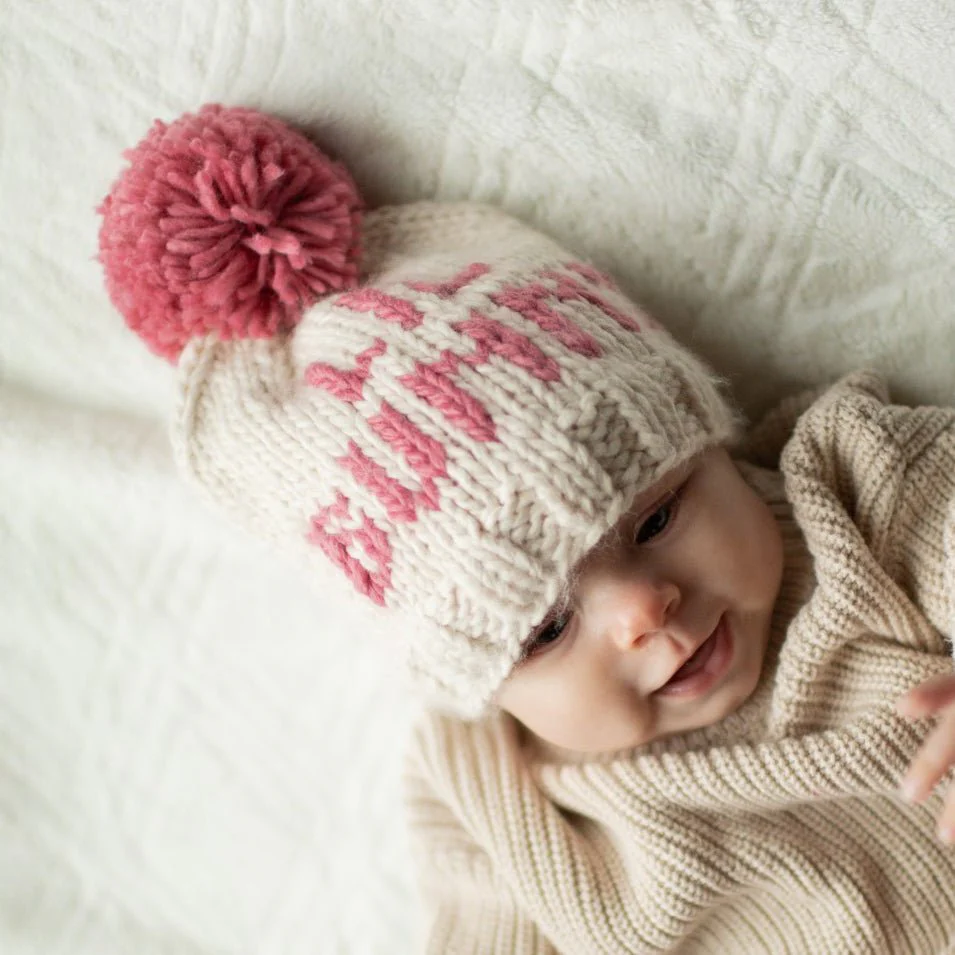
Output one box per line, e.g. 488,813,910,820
99,105,744,717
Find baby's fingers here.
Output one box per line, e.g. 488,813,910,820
936,779,955,844
897,674,955,719
900,706,955,803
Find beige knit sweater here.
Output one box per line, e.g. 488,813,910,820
404,369,955,954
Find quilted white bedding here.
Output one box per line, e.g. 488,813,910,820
4,1,955,952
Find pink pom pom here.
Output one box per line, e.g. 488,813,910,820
98,104,363,361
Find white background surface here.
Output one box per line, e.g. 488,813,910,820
4,1,955,952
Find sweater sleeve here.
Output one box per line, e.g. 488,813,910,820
403,717,559,955
782,368,955,649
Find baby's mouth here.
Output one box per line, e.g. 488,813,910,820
653,614,732,697
666,632,718,683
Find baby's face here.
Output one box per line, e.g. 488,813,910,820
494,447,784,754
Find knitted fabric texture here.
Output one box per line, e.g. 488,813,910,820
173,200,742,716
405,370,955,953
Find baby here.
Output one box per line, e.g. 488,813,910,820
99,105,955,954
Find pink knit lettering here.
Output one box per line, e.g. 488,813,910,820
304,260,641,605
565,261,615,289
339,442,420,522
368,401,447,511
406,262,490,298
399,359,497,442
539,269,646,333
305,338,387,403
426,348,462,377
454,311,561,381
491,283,603,357
306,407,447,605
336,288,425,329
308,492,393,606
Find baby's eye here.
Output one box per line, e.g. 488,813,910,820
634,486,684,544
522,609,572,661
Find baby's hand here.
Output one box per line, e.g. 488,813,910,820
897,673,955,843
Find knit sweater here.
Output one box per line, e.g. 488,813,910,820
403,369,955,954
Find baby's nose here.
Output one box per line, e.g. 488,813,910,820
606,578,681,652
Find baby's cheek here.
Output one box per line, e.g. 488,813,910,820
711,488,780,601
528,679,602,748
542,683,654,752
500,678,572,748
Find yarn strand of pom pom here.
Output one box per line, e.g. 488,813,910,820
98,103,363,361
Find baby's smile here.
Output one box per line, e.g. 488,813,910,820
651,612,733,698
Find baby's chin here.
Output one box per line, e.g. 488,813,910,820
515,724,652,761
516,707,681,757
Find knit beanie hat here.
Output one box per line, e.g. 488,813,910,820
98,104,744,718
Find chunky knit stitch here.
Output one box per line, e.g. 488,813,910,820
405,369,955,954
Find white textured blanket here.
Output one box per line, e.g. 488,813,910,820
4,1,955,953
